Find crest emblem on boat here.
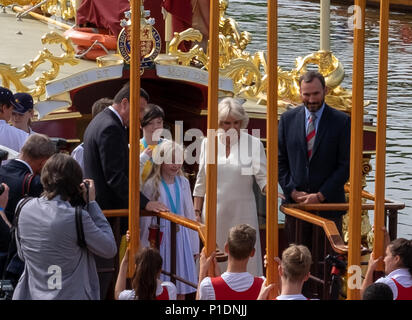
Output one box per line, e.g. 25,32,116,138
117,8,161,69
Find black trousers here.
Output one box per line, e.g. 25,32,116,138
285,212,343,299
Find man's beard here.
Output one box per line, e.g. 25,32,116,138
305,99,324,112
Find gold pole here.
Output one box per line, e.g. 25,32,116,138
265,0,280,299
320,0,331,51
347,0,366,300
128,0,141,278
373,0,390,272
205,0,219,276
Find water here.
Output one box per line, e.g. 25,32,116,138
227,0,412,238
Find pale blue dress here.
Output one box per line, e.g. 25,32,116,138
141,175,199,294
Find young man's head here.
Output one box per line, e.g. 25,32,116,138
225,224,256,260
0,87,14,122
363,282,393,300
280,244,312,283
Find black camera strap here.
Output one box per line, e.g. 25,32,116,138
75,206,86,248
1,196,33,296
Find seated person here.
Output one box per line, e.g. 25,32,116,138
259,244,312,300
115,232,177,300
363,282,394,300
197,224,264,300
361,229,412,300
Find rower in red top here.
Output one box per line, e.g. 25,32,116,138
259,244,313,300
197,224,264,300
361,230,412,300
115,232,177,300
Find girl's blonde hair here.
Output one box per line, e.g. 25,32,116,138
144,140,185,201
281,244,312,282
218,97,249,129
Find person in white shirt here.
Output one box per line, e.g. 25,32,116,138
259,244,312,300
0,87,29,162
10,92,36,135
197,224,265,300
361,229,412,300
115,234,177,300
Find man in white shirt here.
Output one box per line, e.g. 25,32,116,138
0,87,29,161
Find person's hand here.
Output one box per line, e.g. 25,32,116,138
257,281,276,300
143,147,153,157
299,193,322,204
367,252,383,272
0,183,9,209
263,254,281,269
145,201,169,213
81,179,96,202
199,247,217,278
291,190,308,203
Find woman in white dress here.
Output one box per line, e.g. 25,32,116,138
193,97,267,276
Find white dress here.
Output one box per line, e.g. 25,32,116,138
193,131,267,276
141,175,199,294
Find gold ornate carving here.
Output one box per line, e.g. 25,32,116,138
40,0,77,20
0,0,77,20
0,0,33,6
0,31,79,99
166,0,353,112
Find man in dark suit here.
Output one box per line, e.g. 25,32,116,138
278,70,350,244
0,134,55,282
83,82,168,299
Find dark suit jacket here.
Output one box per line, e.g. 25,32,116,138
0,160,42,252
83,108,149,211
278,104,350,216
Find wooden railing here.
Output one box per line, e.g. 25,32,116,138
103,209,207,289
281,198,404,255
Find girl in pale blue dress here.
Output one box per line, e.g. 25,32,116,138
141,140,199,299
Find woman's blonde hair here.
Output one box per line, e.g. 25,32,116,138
144,140,185,201
218,97,249,129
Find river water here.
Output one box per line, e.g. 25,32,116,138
227,0,412,238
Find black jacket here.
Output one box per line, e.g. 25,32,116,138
83,108,149,211
0,160,42,252
278,104,350,216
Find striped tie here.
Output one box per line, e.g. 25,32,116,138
306,113,316,160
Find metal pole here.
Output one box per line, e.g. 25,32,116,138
320,0,331,51
266,0,280,299
128,0,141,278
373,0,390,273
347,0,366,300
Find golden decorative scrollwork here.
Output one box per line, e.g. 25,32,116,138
0,0,33,6
167,0,353,112
0,0,77,20
0,31,79,99
41,0,77,20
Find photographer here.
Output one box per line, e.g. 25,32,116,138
12,153,117,300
